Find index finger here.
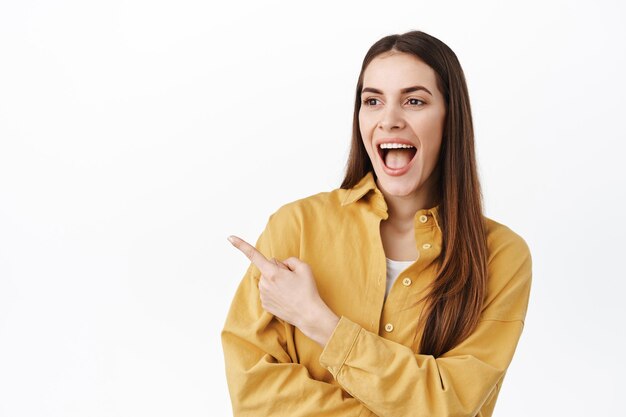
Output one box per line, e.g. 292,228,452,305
227,235,276,276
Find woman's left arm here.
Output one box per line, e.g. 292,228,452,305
318,235,532,417
230,230,532,417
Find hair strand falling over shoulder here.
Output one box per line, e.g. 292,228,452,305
341,30,488,357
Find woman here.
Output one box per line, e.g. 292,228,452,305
222,30,532,417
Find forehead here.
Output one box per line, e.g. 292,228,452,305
362,52,438,93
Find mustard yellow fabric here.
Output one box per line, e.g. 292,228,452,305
221,171,532,417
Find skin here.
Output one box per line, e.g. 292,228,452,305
226,235,339,347
360,51,447,261
228,51,447,348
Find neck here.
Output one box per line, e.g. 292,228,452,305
375,178,438,231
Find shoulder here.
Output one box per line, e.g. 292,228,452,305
267,186,348,225
481,215,533,321
483,215,532,265
261,185,348,256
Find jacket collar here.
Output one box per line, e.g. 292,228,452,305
341,171,379,206
341,171,442,230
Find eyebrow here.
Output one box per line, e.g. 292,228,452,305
361,85,433,96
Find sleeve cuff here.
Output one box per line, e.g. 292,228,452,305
319,315,361,377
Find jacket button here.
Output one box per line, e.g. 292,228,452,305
402,277,412,286
384,323,394,332
419,215,428,223
422,243,431,249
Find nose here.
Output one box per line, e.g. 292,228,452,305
377,103,405,131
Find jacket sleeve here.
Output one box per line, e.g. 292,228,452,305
221,211,371,417
319,232,532,417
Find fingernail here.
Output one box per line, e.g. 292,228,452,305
227,236,235,244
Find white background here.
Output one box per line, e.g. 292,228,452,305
1,0,625,416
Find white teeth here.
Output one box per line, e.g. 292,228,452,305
379,143,415,149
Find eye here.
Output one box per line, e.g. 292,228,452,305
407,98,425,106
362,97,380,106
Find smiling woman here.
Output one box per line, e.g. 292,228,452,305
222,30,532,417
359,54,445,187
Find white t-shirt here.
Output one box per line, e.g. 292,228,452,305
385,257,416,300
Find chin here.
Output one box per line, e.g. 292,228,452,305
376,175,421,197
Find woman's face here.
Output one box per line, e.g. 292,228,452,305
359,51,447,200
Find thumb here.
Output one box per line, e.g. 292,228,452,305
270,257,290,270
280,257,303,272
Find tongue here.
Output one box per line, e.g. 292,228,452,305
384,149,414,169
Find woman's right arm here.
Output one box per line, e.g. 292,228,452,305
221,213,373,417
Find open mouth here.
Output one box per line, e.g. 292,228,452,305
377,143,417,170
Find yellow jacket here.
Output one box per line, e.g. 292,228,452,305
221,171,532,417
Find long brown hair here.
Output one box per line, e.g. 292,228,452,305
341,30,488,358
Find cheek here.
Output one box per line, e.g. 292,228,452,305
410,114,444,161
412,112,445,144
358,111,376,136
359,115,376,160
420,131,444,169
425,140,443,163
